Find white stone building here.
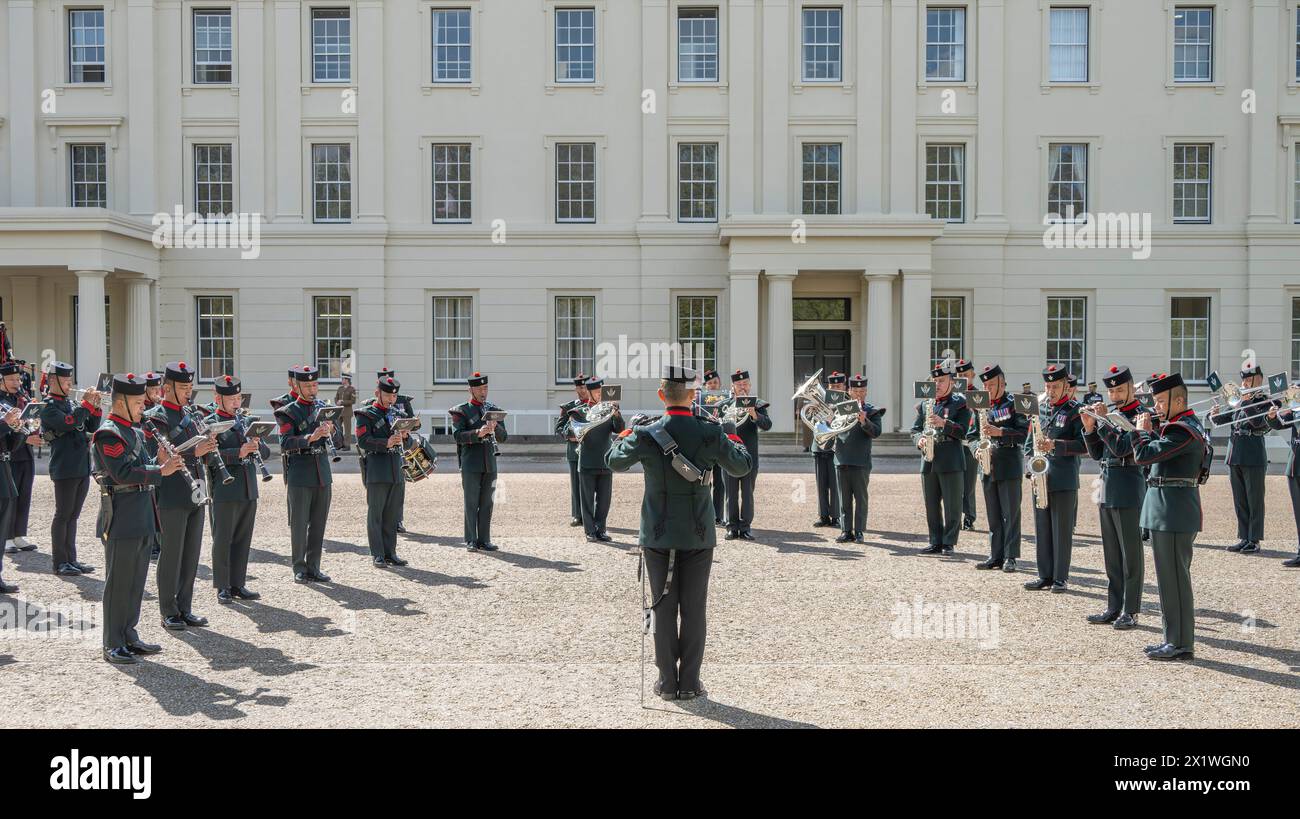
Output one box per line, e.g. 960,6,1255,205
2,0,1300,433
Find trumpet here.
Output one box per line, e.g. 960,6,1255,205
0,400,41,437
145,419,210,506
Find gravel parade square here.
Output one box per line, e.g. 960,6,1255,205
2,468,1296,730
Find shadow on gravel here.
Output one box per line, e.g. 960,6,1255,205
111,663,291,720
745,528,862,560
0,655,14,668
676,698,818,729
475,549,583,573
389,564,492,588
304,582,424,618
174,627,316,678
398,532,476,549
231,600,353,639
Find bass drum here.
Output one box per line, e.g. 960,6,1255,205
402,436,438,483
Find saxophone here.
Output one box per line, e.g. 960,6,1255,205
1027,412,1050,509
973,409,993,474
918,398,938,462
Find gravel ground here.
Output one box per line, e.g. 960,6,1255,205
2,469,1298,729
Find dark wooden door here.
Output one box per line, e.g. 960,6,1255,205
794,329,851,386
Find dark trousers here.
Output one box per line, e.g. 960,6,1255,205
725,468,758,531
922,469,963,546
1288,475,1300,544
836,466,869,534
0,496,13,578
962,449,978,524
1099,505,1143,615
461,471,495,544
983,476,1022,561
1229,464,1265,542
567,459,581,520
1151,530,1195,650
287,485,332,574
102,536,151,650
644,547,713,692
10,458,33,537
212,500,257,589
366,481,405,559
157,506,204,617
814,454,838,521
711,466,725,522
1034,490,1078,583
579,470,612,536
51,476,90,567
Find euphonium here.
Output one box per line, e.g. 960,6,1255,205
792,370,859,443
1028,413,1050,510
918,398,938,462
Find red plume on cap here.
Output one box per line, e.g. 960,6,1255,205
224,375,232,384
473,372,481,377
126,373,135,380
855,373,864,379
958,359,966,365
1109,365,1118,373
178,361,187,369
1048,365,1056,371
983,365,991,371
735,369,742,374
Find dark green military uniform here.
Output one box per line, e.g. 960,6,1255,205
1266,407,1300,566
1026,367,1087,589
208,377,269,596
40,365,101,574
356,380,407,564
1211,367,1268,551
607,366,752,700
0,419,24,592
955,362,979,529
91,376,167,662
812,374,845,527
275,367,334,579
974,365,1028,568
1130,377,1206,660
833,398,882,542
143,363,210,623
1083,366,1146,622
451,373,508,550
555,375,588,525
576,379,625,540
0,370,35,550
718,377,771,539
911,373,972,552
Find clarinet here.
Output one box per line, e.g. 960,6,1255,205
237,413,273,483
186,407,235,485
145,419,211,506
311,399,342,463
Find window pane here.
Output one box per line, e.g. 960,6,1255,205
313,296,352,380
1173,7,1213,82
312,8,352,82
70,144,108,207
924,144,964,222
1047,143,1087,222
69,10,106,83
555,142,596,222
677,142,718,222
930,296,964,366
555,296,595,382
676,295,718,372
194,144,233,218
677,8,719,82
1172,143,1212,224
312,144,352,222
195,295,236,382
433,143,473,222
925,8,965,82
193,10,233,84
1045,296,1086,378
555,8,595,82
433,296,474,381
1169,296,1210,381
801,143,841,215
801,7,842,81
1049,7,1089,82
433,9,472,82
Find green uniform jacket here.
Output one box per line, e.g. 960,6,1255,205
209,410,271,502
269,392,296,411
910,393,972,474
451,400,508,474
718,399,773,469
606,409,752,549
556,399,582,464
41,395,101,480
576,405,626,472
1212,394,1270,467
0,390,33,463
1084,401,1147,509
274,397,334,488
0,426,23,497
979,394,1029,480
1027,398,1088,492
832,405,882,469
91,416,164,539
142,402,206,510
1267,409,1300,477
1130,411,1207,534
355,400,404,485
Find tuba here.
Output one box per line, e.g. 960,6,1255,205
1027,410,1050,510
791,370,859,446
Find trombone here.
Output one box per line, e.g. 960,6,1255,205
1187,379,1267,411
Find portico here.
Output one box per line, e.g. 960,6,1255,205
719,216,946,433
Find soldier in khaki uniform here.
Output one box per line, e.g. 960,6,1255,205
1130,372,1207,661
973,364,1028,572
607,365,752,700
911,365,972,554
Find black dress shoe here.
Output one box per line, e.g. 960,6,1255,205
962,520,975,531
677,686,708,701
834,532,852,543
373,556,388,567
395,524,407,534
386,555,409,566
975,559,1003,570
0,580,19,594
294,571,311,583
828,519,840,528
585,535,599,543
161,615,187,630
181,612,208,627
55,562,83,576
16,541,35,552
309,570,331,582
724,530,739,540
1145,642,1170,653
126,640,162,655
232,586,260,600
918,544,944,555
738,530,756,541
466,542,481,552
1050,582,1067,593
1283,552,1300,567
714,518,724,526
1087,610,1119,625
854,532,865,543
477,542,499,552
1240,541,1260,554
653,680,677,701
570,518,583,527
1147,644,1194,661
939,545,954,555
1003,558,1018,573
104,646,139,665
595,532,612,542
1227,540,1246,552
1113,613,1138,630
150,546,161,560
1023,578,1053,590
217,588,234,604
812,519,830,528
72,561,96,573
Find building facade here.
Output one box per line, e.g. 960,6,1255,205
2,0,1300,432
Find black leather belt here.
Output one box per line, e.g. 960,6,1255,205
1147,477,1197,488
104,484,153,495
1235,430,1269,437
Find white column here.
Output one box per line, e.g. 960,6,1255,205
760,0,790,213
765,270,797,432
124,278,154,371
866,272,896,430
356,0,385,222
274,0,302,220
888,0,919,213
975,0,1006,223
900,269,932,426
75,270,109,377
127,0,156,216
238,0,266,214
1247,0,1279,223
728,270,760,376
640,0,669,221
7,0,37,205
727,1,756,215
